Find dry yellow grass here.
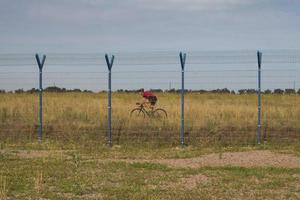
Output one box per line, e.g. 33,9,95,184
0,175,7,200
0,92,299,143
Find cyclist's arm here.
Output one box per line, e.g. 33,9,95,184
141,97,151,106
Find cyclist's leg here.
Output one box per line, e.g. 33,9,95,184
149,97,156,110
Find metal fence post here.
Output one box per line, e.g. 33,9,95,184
35,54,46,142
180,52,186,147
257,51,262,144
105,54,114,146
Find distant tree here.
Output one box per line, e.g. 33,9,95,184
230,90,235,94
285,89,296,94
274,89,284,94
198,89,208,94
26,88,39,93
222,88,230,93
298,89,300,95
246,89,256,94
15,89,24,94
150,89,163,93
45,86,63,92
238,89,246,94
168,88,176,93
123,89,140,93
123,89,138,93
211,88,230,94
264,89,272,94
0,89,5,93
71,89,82,92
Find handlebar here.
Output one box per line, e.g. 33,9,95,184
136,102,146,107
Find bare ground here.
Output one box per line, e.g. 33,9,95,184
1,149,300,168
154,150,300,168
116,150,300,168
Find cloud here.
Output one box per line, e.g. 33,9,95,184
25,0,138,25
138,0,253,11
26,2,107,23
1,0,300,53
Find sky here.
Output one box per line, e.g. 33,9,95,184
0,0,299,91
1,0,300,53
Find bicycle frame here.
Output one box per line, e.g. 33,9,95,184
131,102,167,119
137,103,155,117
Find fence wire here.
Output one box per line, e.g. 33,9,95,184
0,50,299,145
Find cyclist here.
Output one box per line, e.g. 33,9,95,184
140,88,157,109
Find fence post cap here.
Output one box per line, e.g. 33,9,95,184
36,53,46,70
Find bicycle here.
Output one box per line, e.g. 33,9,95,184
130,102,167,119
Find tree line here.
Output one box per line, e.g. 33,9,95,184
0,86,299,95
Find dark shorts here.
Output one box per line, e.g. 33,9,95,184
148,96,157,105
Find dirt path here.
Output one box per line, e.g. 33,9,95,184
154,150,300,168
91,150,300,168
2,149,300,168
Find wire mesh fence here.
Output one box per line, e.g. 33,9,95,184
0,50,299,146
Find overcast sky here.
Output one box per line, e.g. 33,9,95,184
0,0,299,91
1,0,300,53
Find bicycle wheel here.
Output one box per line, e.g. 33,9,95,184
153,108,167,119
130,108,145,118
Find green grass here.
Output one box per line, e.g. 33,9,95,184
1,141,300,199
0,92,299,199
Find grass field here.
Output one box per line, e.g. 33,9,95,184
0,92,300,199
0,92,299,144
0,142,300,199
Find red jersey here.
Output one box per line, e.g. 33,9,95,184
142,91,155,98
